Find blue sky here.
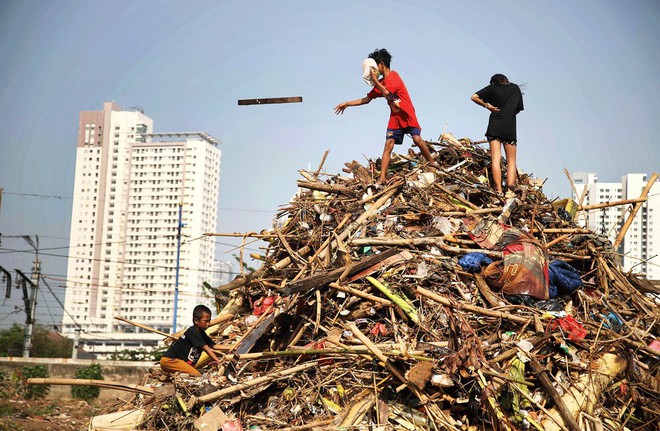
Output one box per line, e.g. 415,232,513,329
0,0,658,329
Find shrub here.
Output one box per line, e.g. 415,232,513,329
13,364,50,399
71,363,103,401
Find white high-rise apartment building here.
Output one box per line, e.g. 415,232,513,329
62,102,221,356
573,172,659,279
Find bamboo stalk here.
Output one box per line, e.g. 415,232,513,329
114,316,172,339
366,277,419,323
613,173,658,250
580,197,647,211
196,361,319,404
27,378,154,395
329,282,393,305
417,286,534,324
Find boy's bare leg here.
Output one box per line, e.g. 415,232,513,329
489,139,503,193
412,135,434,163
378,139,396,184
503,143,517,188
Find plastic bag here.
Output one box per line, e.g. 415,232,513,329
458,252,493,273
548,260,583,298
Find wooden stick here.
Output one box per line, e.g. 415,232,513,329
196,361,319,404
296,180,355,196
238,96,302,105
580,197,647,211
27,378,154,395
613,173,658,250
329,282,393,305
114,316,172,338
366,276,419,323
274,419,334,431
529,358,582,431
435,183,479,210
313,150,330,177
416,287,533,324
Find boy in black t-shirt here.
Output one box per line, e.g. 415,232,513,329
160,304,223,376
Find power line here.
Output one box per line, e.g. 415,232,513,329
2,190,279,214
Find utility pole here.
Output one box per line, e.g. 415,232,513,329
72,328,82,359
15,268,38,357
16,235,40,358
172,202,184,333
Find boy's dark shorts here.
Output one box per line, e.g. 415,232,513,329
386,127,421,145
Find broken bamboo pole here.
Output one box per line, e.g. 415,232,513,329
196,361,319,404
613,173,658,250
580,197,647,211
416,287,533,325
27,378,154,395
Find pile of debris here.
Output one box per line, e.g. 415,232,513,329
48,135,660,430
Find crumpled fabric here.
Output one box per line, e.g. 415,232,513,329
548,260,583,298
465,216,549,299
458,252,493,273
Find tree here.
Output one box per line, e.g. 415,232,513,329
0,324,24,357
0,324,73,358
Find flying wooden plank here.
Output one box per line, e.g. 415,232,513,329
238,96,303,106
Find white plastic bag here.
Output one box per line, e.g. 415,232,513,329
362,58,378,86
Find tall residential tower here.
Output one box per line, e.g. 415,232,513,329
62,102,221,356
573,172,659,279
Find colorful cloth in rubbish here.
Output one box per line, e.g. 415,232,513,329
548,260,583,298
464,217,549,299
458,252,493,273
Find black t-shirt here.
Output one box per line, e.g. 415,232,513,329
163,326,213,366
476,83,524,141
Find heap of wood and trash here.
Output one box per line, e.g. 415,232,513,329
34,134,660,430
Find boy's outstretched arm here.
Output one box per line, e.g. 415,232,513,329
202,344,222,363
334,97,371,114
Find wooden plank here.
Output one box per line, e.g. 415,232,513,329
238,96,303,105
282,248,399,296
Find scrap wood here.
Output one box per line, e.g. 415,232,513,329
91,136,659,430
196,361,319,404
539,353,628,431
613,172,658,250
416,286,533,325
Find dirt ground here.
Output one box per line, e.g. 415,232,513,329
0,398,102,431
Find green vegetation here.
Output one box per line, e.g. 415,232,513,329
13,364,49,399
71,363,103,400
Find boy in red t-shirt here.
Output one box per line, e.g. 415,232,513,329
335,48,434,184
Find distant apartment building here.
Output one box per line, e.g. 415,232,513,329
573,172,659,279
62,102,222,357
211,260,234,288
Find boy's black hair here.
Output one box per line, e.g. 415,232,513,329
490,74,510,85
369,48,392,68
193,304,212,321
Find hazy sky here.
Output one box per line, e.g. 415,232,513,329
0,0,658,329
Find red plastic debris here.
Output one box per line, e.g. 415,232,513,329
551,315,587,341
370,322,388,336
253,295,278,316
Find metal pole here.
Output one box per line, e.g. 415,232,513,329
20,236,40,358
72,328,81,359
172,202,183,333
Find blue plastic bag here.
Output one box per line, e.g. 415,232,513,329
458,252,493,273
548,260,583,298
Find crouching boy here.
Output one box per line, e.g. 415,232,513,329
160,304,223,376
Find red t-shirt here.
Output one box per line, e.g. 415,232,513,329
367,71,420,130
